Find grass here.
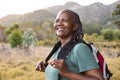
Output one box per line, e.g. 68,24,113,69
105,57,120,80
0,57,45,80
0,42,120,80
0,45,49,80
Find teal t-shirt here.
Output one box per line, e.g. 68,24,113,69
45,43,99,80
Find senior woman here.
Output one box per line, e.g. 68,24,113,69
36,9,104,80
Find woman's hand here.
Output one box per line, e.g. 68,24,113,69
50,59,104,80
35,61,46,72
50,59,70,76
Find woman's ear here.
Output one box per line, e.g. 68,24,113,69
73,23,78,31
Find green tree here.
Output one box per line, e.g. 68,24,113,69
8,30,23,48
5,23,19,36
112,2,120,28
22,28,38,48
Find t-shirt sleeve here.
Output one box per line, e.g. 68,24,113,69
72,43,99,73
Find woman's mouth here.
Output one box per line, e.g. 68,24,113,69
56,28,64,35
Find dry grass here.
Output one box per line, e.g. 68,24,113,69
105,57,120,80
0,42,120,80
0,43,50,80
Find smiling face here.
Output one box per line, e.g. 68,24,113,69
53,10,77,40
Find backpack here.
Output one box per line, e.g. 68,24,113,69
45,41,112,80
86,43,113,80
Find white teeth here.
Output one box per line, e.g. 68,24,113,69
58,28,63,31
56,28,64,35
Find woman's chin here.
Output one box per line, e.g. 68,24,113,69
57,35,63,39
56,34,63,37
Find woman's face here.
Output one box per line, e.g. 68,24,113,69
53,11,77,39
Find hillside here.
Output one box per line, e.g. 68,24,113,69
0,0,120,26
0,10,55,26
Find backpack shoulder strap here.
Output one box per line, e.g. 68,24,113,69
45,40,81,63
45,41,61,63
57,40,80,59
89,43,99,63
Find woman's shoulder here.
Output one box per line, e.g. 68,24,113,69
74,43,88,49
72,42,91,53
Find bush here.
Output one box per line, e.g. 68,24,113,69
114,29,120,40
8,30,22,48
101,29,114,41
22,28,38,48
5,23,19,36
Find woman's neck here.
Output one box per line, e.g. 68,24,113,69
60,36,72,47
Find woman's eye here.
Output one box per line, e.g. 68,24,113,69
55,20,58,23
63,19,68,22
54,19,69,23
55,19,59,23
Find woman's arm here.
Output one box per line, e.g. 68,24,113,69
63,68,104,80
50,59,104,80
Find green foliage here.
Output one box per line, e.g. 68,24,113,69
114,29,120,40
114,19,120,28
5,23,19,36
5,23,22,43
5,27,13,36
83,23,102,35
112,3,120,28
8,30,23,48
113,3,120,16
84,33,104,42
101,29,114,41
22,28,38,48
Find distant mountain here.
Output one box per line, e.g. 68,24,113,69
0,10,55,26
45,1,119,25
0,0,120,26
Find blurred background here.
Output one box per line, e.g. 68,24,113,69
0,0,120,80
